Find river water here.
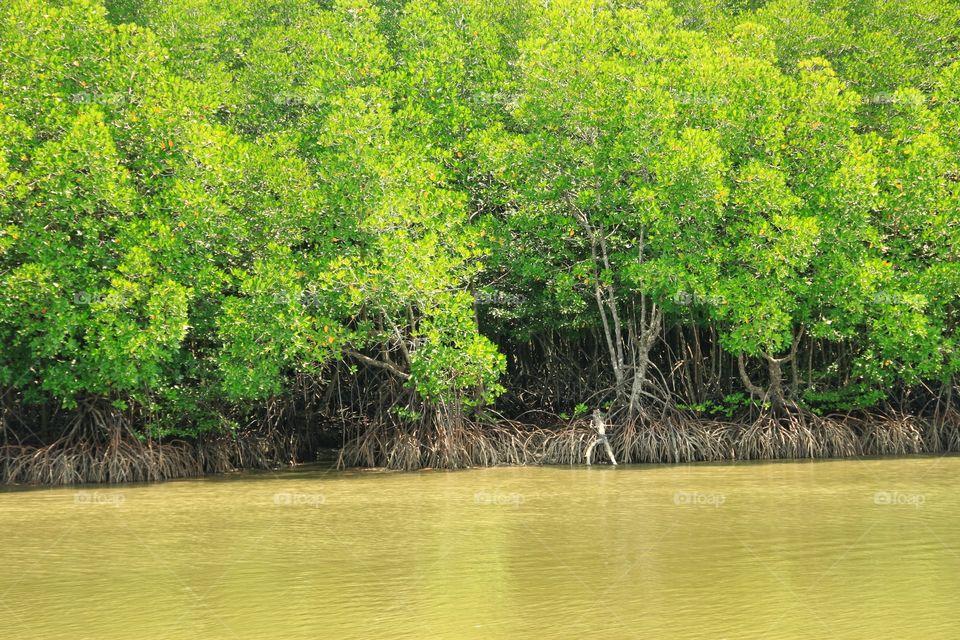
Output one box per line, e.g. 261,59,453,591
1,457,958,639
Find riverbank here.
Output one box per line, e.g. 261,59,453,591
338,412,960,469
0,428,310,486
4,411,959,485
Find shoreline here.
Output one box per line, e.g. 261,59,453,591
4,412,959,487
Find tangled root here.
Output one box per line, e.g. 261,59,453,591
338,410,960,470
7,406,959,481
1,425,304,486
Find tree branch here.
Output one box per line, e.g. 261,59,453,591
346,349,411,381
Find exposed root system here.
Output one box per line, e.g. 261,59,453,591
338,411,960,470
1,405,304,486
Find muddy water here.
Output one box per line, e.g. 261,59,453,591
2,457,959,639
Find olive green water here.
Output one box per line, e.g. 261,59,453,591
2,457,959,639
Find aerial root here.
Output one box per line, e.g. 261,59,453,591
337,411,960,470
1,425,303,486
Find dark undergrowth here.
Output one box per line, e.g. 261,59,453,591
0,428,306,486
3,409,959,485
337,410,960,471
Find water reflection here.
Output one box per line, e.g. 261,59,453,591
1,457,958,639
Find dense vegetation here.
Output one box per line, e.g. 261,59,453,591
2,0,959,482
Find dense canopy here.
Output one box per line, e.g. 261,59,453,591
2,0,959,479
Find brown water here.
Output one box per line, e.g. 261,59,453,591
1,457,959,639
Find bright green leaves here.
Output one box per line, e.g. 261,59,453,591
781,59,860,191
3,0,960,430
732,162,800,220
475,0,960,411
239,0,392,134
217,246,339,401
0,105,188,404
408,292,507,407
706,162,814,357
750,0,853,71
25,108,136,228
391,0,522,135
658,129,729,225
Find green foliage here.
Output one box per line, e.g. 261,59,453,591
2,0,959,438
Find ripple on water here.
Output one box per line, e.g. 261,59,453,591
1,457,959,639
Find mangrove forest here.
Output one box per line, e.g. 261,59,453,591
2,0,960,484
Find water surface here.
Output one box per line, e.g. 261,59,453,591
2,457,959,639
